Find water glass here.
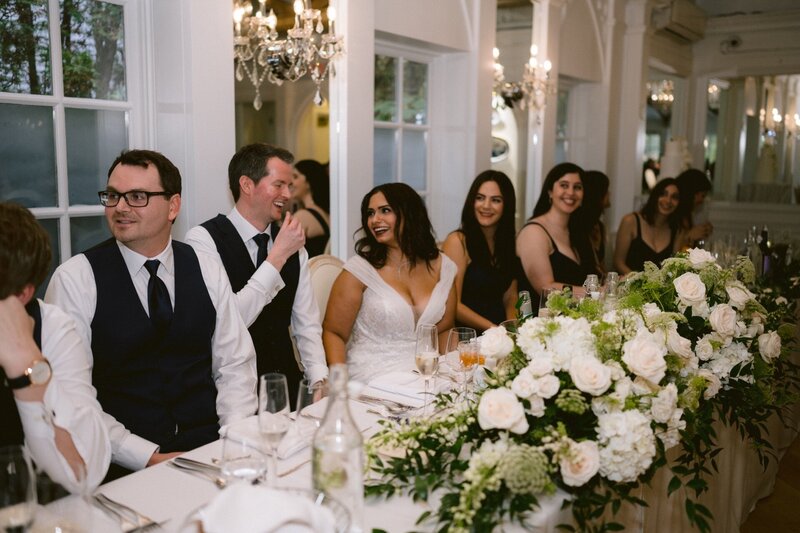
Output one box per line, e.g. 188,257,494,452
258,373,291,486
538,287,556,317
414,324,439,415
220,436,267,485
0,445,36,532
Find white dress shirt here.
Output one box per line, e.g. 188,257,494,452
185,207,329,385
45,240,258,471
16,300,111,492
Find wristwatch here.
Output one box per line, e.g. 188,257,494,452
6,358,52,390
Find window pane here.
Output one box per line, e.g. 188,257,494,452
60,0,126,100
70,215,109,255
35,218,60,300
66,107,128,205
401,130,426,190
373,128,396,185
402,60,428,125
374,55,396,122
0,0,52,95
0,103,57,207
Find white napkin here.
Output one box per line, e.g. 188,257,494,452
364,371,451,408
222,416,308,460
199,484,336,533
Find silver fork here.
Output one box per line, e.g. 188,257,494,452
94,493,161,531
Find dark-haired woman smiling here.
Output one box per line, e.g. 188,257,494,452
322,183,456,383
443,170,518,332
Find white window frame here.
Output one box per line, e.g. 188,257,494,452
0,0,147,260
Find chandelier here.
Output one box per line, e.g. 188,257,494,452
492,45,554,123
647,79,674,115
233,0,344,110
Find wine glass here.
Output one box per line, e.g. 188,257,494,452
0,445,36,533
258,373,292,486
415,324,439,415
445,327,476,396
220,435,267,485
296,378,326,432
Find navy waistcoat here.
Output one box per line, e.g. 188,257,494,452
85,239,219,452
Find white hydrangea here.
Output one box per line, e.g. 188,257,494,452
597,410,656,483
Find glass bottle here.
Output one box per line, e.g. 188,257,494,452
759,225,771,277
603,272,619,311
518,290,533,319
583,274,600,300
312,364,363,532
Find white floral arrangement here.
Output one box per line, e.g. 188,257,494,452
366,250,798,532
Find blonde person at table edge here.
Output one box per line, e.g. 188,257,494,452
46,150,257,479
442,170,518,332
0,202,110,492
322,183,457,384
517,162,600,305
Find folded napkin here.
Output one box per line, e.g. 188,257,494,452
199,484,336,533
222,416,310,460
364,371,451,408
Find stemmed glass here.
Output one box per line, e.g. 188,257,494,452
295,378,326,433
258,373,292,486
0,445,36,533
445,327,477,397
414,324,439,415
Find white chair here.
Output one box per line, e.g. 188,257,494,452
308,254,344,321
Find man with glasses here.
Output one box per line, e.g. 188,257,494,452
185,143,328,406
46,150,257,476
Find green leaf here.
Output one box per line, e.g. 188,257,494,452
667,475,682,496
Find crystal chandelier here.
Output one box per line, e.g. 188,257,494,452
647,79,674,115
492,45,554,123
233,0,344,110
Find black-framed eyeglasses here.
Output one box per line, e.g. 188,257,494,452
98,190,174,207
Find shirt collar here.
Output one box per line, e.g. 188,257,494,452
117,239,174,278
229,206,273,243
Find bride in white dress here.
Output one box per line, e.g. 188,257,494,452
323,183,457,383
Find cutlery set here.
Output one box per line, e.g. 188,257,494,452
93,493,161,532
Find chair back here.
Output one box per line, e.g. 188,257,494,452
308,254,344,321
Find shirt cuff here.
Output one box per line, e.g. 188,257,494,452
15,399,56,438
251,261,284,298
305,365,329,386
114,433,160,471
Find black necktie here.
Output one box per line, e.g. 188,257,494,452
144,259,173,332
253,233,270,267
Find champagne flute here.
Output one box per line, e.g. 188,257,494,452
415,324,439,415
258,373,291,486
296,378,326,432
0,445,36,533
445,327,476,396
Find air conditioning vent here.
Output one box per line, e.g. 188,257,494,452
651,0,707,43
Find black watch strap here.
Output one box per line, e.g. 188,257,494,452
6,373,31,390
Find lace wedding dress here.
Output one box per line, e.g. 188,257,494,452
343,254,456,383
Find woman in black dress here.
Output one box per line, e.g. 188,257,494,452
613,177,684,274
517,163,599,301
582,170,610,273
675,168,713,249
442,170,518,331
291,159,330,257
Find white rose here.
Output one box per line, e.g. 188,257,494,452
695,335,715,361
569,356,612,396
511,369,539,399
560,440,600,487
479,326,515,360
527,395,546,417
688,248,716,267
536,374,561,399
650,383,677,423
622,332,668,385
526,359,553,377
725,282,755,309
642,303,661,321
666,328,694,359
697,369,720,399
758,331,781,362
709,304,738,338
477,388,529,434
673,272,707,306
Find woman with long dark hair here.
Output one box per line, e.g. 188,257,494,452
442,170,518,332
517,162,599,300
582,170,611,271
322,183,456,382
613,177,684,274
675,168,713,249
291,159,330,257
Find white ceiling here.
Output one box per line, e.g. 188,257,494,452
695,0,800,17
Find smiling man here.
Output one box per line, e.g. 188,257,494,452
185,143,328,405
46,150,257,476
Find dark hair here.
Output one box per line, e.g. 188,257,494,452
530,162,597,273
295,159,330,212
640,177,680,231
107,150,182,196
0,202,52,299
675,168,711,228
581,170,610,228
355,183,439,269
228,143,294,202
459,170,517,282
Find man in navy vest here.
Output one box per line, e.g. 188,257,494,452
0,202,110,491
46,150,257,474
185,144,328,405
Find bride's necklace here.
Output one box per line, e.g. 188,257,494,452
387,258,411,276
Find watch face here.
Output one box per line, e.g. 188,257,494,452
29,360,52,385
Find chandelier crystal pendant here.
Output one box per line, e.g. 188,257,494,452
233,0,344,110
492,45,554,123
